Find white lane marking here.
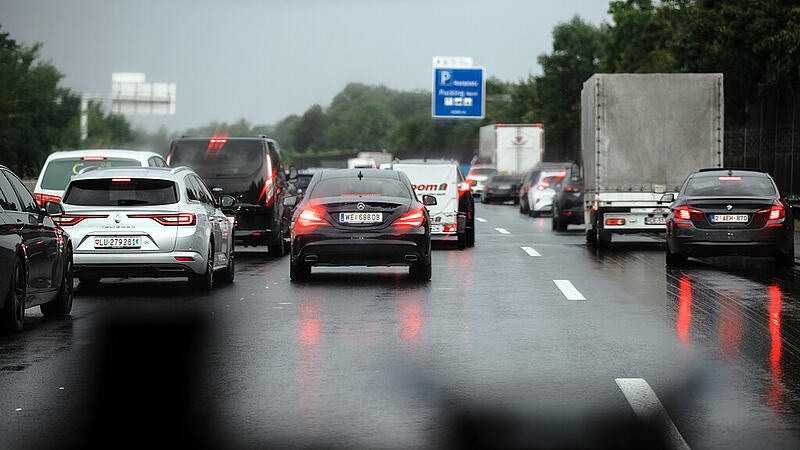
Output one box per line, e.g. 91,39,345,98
615,378,691,450
476,217,487,223
495,228,510,234
553,280,586,300
521,246,541,256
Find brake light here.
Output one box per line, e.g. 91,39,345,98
209,138,227,144
674,206,702,221
458,182,471,196
166,154,172,166
82,156,105,161
769,205,784,221
111,178,131,182
53,214,108,226
296,207,329,229
393,208,425,227
564,186,580,193
537,184,545,191
718,176,741,181
34,193,61,206
605,218,625,226
128,213,196,226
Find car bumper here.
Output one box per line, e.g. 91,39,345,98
484,190,518,200
292,231,430,266
74,251,207,277
557,207,585,224
667,223,793,256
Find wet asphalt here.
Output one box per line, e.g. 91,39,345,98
1,202,800,449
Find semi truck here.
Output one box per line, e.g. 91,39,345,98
581,73,724,245
478,124,544,175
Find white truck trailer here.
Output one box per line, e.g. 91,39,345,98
581,73,724,245
478,124,544,175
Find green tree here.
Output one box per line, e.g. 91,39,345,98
292,104,327,152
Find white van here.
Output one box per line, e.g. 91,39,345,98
34,149,166,205
392,160,475,249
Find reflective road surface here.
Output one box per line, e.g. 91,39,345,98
1,203,799,449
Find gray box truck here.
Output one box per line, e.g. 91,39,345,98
581,73,724,244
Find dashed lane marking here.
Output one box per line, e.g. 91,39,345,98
495,228,510,234
553,280,586,300
521,246,541,256
615,378,691,450
476,217,487,223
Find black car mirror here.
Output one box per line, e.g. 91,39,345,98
44,201,64,217
283,196,298,207
288,165,298,180
659,193,675,204
422,195,437,206
219,195,236,208
786,193,800,207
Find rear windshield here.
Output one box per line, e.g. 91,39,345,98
469,168,497,176
40,158,141,190
170,141,265,178
294,175,313,190
489,175,519,183
309,178,411,199
684,175,776,197
63,179,178,206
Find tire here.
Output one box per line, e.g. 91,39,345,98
409,258,432,281
466,218,475,247
776,240,795,266
457,229,467,250
220,244,235,284
585,224,597,245
190,242,214,291
268,228,285,257
519,199,527,214
290,262,311,281
598,230,612,247
553,207,567,232
1,257,25,333
41,251,73,317
531,210,541,218
666,244,687,266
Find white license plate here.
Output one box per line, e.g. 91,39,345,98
645,216,666,225
431,224,444,233
498,185,511,189
339,212,383,223
711,214,749,223
94,236,141,248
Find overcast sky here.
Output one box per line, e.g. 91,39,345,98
1,0,610,131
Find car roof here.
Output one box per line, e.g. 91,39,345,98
691,169,769,178
320,169,400,180
70,166,187,181
44,149,162,162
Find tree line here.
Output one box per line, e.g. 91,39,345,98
2,1,798,175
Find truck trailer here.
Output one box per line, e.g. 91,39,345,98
581,73,724,245
478,124,544,175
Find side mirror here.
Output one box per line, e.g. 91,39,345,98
786,193,800,207
659,193,675,204
469,179,477,187
44,201,64,217
288,165,298,180
283,196,298,207
422,195,437,206
219,195,236,208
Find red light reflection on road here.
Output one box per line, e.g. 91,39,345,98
717,292,743,360
297,294,321,434
676,275,692,346
767,285,783,414
398,295,423,342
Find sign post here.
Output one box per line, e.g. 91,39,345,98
431,57,485,119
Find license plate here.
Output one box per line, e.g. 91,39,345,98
498,184,511,189
645,216,666,225
711,214,749,223
94,236,141,248
339,212,383,223
431,224,444,233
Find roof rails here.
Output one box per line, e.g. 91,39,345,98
169,166,192,175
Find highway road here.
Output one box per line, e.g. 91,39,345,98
1,202,799,449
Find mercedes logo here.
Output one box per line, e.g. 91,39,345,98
726,204,733,211
356,202,366,210
114,213,123,223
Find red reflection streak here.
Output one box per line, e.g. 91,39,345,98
399,295,423,342
767,285,783,414
297,295,321,434
676,276,692,346
717,292,743,360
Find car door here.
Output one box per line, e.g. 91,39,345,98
192,176,226,266
1,170,59,296
0,185,21,303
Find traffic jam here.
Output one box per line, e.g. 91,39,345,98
3,11,800,450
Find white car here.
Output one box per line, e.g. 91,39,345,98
466,165,498,197
393,160,475,249
58,166,235,290
33,149,167,206
527,170,567,217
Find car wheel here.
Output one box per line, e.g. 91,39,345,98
776,240,795,266
666,244,687,266
268,228,285,257
466,217,475,247
290,262,311,281
409,258,432,281
519,202,525,213
531,210,541,218
457,229,467,250
41,251,73,317
221,245,235,283
1,257,25,333
190,242,214,291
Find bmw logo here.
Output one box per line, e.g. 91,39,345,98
357,202,366,210
726,204,733,211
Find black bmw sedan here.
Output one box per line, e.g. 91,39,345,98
1,165,73,332
665,169,798,266
284,169,435,281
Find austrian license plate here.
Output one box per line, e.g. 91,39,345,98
645,216,666,225
94,236,141,248
339,212,383,223
431,224,444,233
711,214,749,223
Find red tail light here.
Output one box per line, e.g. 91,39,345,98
769,205,785,221
564,186,580,193
34,193,61,206
296,207,329,229
166,154,172,166
174,256,194,262
458,182,471,196
718,176,741,181
82,156,105,161
536,184,546,191
393,208,425,227
605,218,625,226
53,214,108,226
258,166,277,207
674,206,702,221
111,178,131,182
128,213,196,226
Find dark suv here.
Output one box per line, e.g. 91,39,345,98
167,136,290,256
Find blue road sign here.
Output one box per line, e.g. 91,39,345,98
432,67,485,119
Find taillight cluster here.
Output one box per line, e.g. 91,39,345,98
393,208,425,227
296,207,329,229
674,206,702,221
757,204,785,226
458,182,471,196
128,213,196,226
33,193,61,206
564,186,580,193
53,214,108,226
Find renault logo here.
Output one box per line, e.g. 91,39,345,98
114,213,123,223
356,202,366,211
726,204,733,211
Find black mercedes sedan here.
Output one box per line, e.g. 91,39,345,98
665,169,798,266
284,169,435,281
1,165,73,332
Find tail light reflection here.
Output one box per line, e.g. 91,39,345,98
767,285,783,414
676,275,692,346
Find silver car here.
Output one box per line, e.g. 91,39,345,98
58,166,235,290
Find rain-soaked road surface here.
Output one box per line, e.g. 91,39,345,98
1,202,799,448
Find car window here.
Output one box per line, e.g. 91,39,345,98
5,170,39,213
684,175,776,197
184,175,199,201
0,170,21,211
309,177,412,199
149,156,167,167
63,178,179,206
193,175,216,205
40,157,141,190
170,140,265,178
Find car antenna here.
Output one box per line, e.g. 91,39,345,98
357,170,363,180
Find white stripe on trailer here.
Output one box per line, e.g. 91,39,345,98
495,228,510,234
553,280,585,300
615,378,691,450
521,246,540,256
